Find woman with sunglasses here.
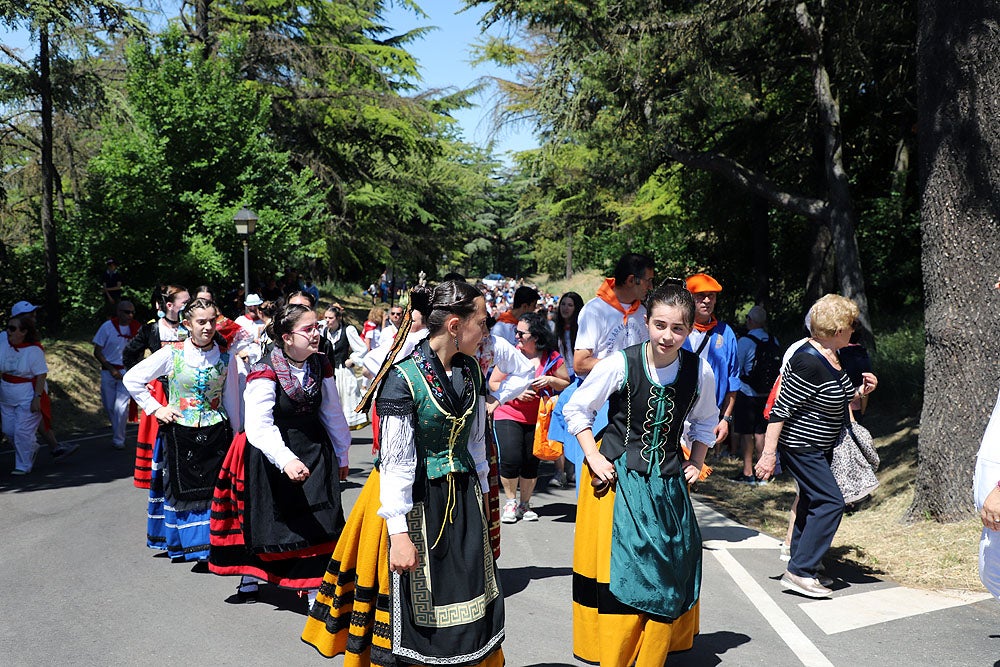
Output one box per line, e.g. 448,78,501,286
124,297,241,563
210,303,351,606
123,284,192,489
1,315,48,475
320,303,368,429
491,312,571,522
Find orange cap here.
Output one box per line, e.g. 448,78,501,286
686,273,722,293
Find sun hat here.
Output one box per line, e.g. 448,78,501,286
11,301,39,317
244,293,264,307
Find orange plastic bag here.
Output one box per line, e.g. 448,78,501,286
532,395,563,461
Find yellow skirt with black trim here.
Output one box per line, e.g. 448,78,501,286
301,469,505,667
572,461,699,667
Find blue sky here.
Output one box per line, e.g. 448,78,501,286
2,2,538,161
385,1,538,159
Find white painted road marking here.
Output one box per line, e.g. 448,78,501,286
799,586,993,634
711,548,835,667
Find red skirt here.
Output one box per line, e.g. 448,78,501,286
133,380,165,489
208,433,338,589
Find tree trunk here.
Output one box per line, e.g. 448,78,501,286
911,0,1000,522
38,24,61,330
749,196,770,308
565,225,574,280
804,222,834,306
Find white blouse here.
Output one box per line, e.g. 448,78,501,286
0,339,47,407
243,365,352,472
564,350,719,447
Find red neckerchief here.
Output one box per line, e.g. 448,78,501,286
496,311,518,325
693,316,718,333
111,317,142,340
10,341,43,351
596,278,641,325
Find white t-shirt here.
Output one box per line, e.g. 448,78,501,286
490,320,517,347
574,297,649,377
92,320,135,367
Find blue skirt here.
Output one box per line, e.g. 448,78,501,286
147,434,212,561
548,379,609,496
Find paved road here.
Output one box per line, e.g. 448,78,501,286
2,426,998,666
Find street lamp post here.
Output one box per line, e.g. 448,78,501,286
233,207,258,298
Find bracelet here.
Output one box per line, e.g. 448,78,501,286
761,451,776,457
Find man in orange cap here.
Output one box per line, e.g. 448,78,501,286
683,273,741,452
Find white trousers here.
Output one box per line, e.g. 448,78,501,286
100,370,131,446
1,402,42,472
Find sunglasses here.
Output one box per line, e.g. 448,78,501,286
514,330,531,338
390,311,403,316
7,324,25,332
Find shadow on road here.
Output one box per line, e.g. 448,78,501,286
533,501,577,523
0,440,134,493
500,565,574,596
668,630,752,666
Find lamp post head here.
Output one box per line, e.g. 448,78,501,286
234,207,258,237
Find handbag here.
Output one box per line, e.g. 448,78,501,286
533,395,563,461
830,421,880,504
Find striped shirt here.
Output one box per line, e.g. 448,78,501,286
769,349,854,451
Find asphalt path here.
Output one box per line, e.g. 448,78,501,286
2,425,999,666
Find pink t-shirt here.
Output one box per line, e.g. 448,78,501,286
494,351,564,424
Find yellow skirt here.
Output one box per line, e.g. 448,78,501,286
301,469,505,667
572,463,699,667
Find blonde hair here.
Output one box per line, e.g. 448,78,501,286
808,294,859,338
367,306,384,323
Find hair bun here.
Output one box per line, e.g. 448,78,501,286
410,285,433,320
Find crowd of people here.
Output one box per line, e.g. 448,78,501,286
1,254,897,666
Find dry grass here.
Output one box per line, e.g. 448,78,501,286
43,337,108,435
530,269,607,300
695,412,986,592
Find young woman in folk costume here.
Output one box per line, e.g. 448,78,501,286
320,302,370,429
301,281,505,667
123,285,191,489
563,281,718,666
209,303,351,606
123,298,241,562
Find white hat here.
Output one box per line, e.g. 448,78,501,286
11,301,38,317
244,294,263,307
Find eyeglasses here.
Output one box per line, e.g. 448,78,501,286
7,324,25,332
514,330,531,338
291,323,320,337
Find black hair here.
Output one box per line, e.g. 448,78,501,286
513,285,540,309
409,281,481,335
613,253,655,285
266,303,312,349
553,291,584,355
182,297,219,320
643,279,695,327
160,284,188,310
276,290,316,309
194,285,214,299
8,315,39,344
442,271,466,282
519,311,557,353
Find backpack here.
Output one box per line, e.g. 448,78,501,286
741,333,782,394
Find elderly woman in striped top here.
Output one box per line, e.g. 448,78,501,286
755,294,878,598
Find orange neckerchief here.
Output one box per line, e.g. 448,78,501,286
596,278,641,325
496,311,518,325
693,316,718,333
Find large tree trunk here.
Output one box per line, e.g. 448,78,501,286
912,0,1000,521
39,24,61,330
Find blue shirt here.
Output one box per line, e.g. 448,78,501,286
684,320,741,409
736,328,778,397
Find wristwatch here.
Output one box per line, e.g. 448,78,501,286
722,415,733,423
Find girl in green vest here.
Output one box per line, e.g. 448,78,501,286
302,281,505,667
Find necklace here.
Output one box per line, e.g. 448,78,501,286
286,353,307,368
192,337,215,350
163,316,179,325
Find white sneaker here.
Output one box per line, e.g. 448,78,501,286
501,499,518,523
518,502,538,521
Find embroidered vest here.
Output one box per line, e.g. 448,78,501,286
394,353,483,481
599,344,700,477
166,344,230,428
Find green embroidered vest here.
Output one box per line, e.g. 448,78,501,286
395,354,482,480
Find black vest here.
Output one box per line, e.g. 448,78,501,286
598,344,700,477
322,327,351,367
